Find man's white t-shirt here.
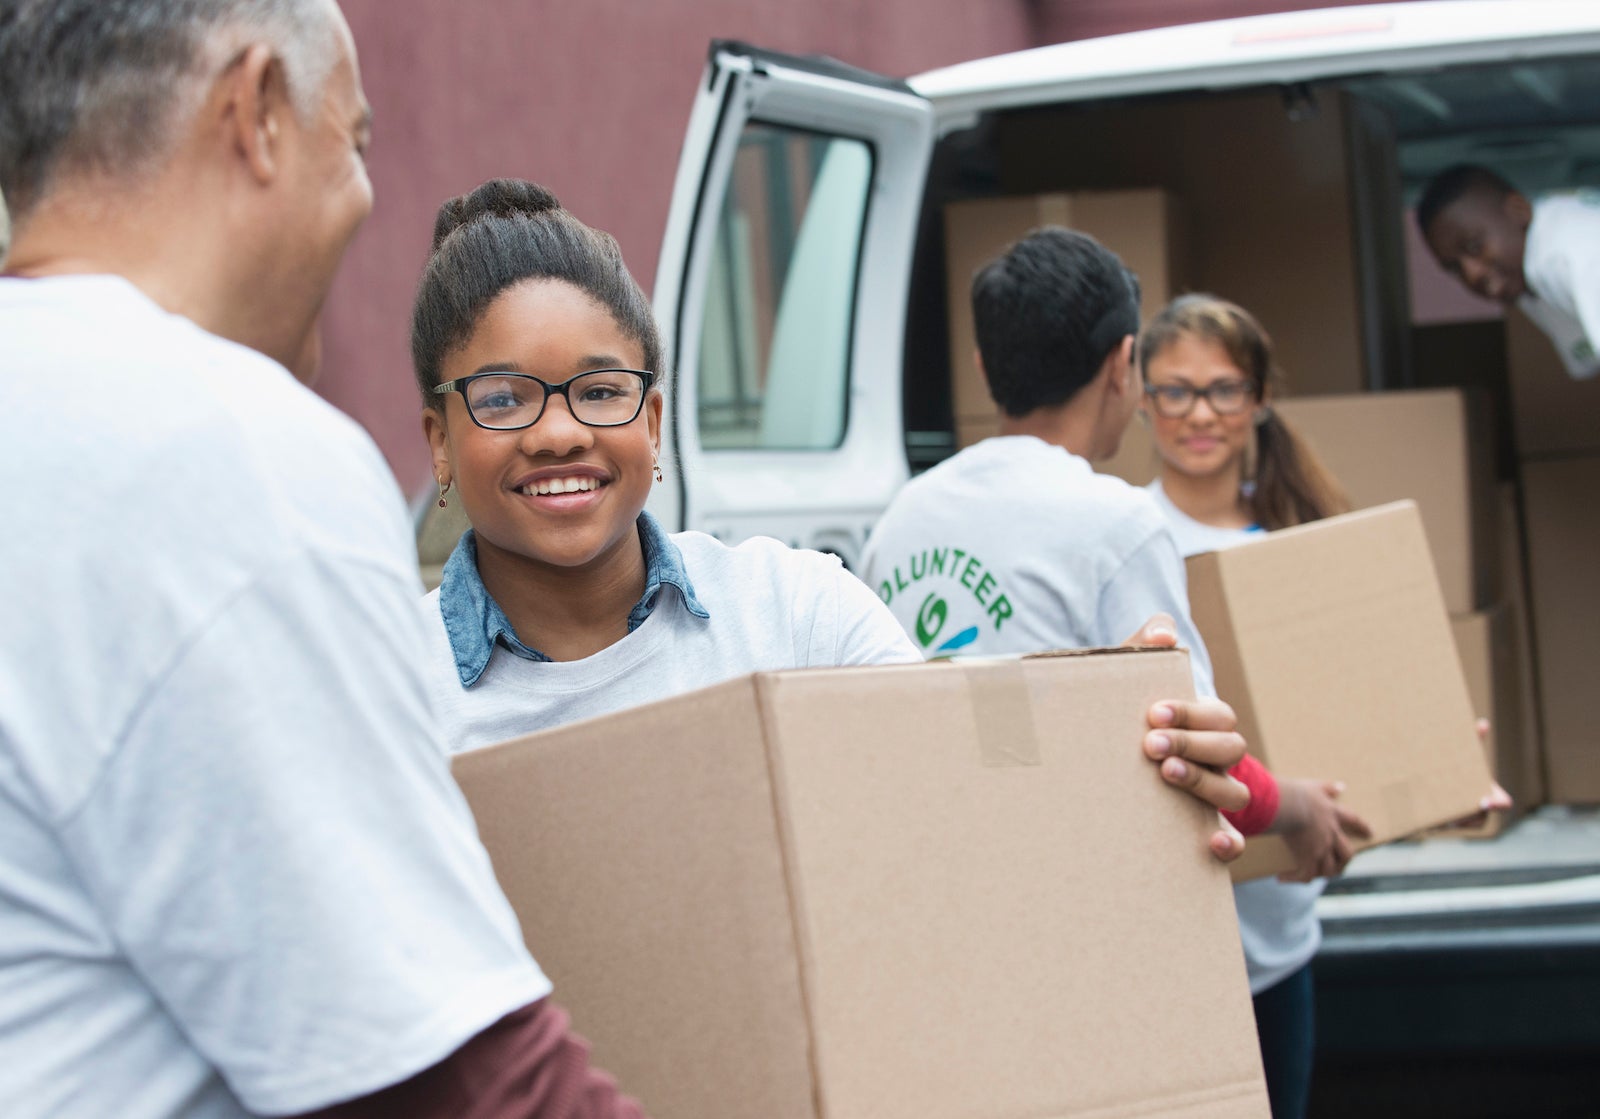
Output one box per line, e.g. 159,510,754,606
1146,480,1322,996
859,436,1216,697
1519,191,1600,380
0,277,550,1119
422,532,920,753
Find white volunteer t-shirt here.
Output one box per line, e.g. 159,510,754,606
1519,191,1600,380
0,276,549,1119
1147,480,1322,996
422,532,921,753
860,436,1216,697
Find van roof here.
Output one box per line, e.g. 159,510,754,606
910,1,1600,119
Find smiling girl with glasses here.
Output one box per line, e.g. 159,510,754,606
413,179,920,749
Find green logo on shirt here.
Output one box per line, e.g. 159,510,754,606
877,546,1013,653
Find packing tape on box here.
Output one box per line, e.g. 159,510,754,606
967,662,1043,768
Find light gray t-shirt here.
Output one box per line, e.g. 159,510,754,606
860,436,1215,697
0,276,549,1119
1147,479,1323,995
422,532,921,754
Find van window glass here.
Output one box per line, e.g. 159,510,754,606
697,125,871,450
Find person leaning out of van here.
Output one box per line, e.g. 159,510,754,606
1137,293,1513,1119
414,178,1262,860
1418,163,1600,380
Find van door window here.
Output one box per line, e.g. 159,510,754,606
697,124,872,450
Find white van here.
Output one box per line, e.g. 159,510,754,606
638,0,1600,1099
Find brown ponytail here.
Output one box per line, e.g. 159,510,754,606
1140,294,1350,530
1250,407,1350,530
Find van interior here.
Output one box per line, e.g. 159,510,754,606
903,51,1600,479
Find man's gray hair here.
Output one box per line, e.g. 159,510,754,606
0,0,340,223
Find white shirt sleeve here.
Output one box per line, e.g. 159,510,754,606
56,550,550,1116
1093,528,1217,700
823,560,925,667
1567,242,1600,374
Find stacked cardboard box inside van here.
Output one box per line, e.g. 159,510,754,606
1507,313,1600,804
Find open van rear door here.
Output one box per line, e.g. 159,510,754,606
649,41,934,568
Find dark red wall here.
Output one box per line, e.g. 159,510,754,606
319,0,1387,495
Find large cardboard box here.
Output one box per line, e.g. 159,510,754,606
1522,456,1600,802
1506,307,1600,457
944,189,1186,437
454,650,1270,1119
1184,501,1494,880
1274,389,1493,615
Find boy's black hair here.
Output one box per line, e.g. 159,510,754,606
1415,164,1518,236
970,226,1141,417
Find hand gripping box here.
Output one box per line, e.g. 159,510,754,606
1183,501,1494,881
453,648,1269,1119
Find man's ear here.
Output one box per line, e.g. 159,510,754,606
1105,335,1137,397
219,44,292,186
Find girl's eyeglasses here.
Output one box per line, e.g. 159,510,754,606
433,369,656,431
1143,379,1258,419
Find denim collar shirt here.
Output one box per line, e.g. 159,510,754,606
437,511,710,687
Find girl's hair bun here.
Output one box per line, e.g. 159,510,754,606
431,179,563,251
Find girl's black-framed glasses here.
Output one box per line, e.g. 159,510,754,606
433,369,657,431
1143,379,1259,419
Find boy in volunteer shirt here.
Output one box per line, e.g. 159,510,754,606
1418,163,1600,380
862,227,1367,877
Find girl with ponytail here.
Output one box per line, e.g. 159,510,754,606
1136,294,1355,1119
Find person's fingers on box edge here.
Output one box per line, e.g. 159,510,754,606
1144,726,1247,771
1335,804,1374,841
1148,698,1239,735
1159,755,1251,814
1122,612,1178,648
1209,822,1245,863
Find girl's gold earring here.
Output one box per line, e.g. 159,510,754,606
437,478,452,508
652,460,664,483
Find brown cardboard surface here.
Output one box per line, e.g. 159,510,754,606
1428,607,1529,839
1275,389,1493,615
1495,484,1546,809
943,189,1183,423
1184,502,1493,881
1506,308,1600,457
1522,456,1600,802
454,650,1270,1119
996,88,1365,399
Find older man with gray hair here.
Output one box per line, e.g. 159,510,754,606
0,3,646,1116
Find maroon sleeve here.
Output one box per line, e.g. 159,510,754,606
291,998,648,1119
1221,753,1279,837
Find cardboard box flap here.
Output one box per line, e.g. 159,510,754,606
453,678,818,1119
753,652,1268,1118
